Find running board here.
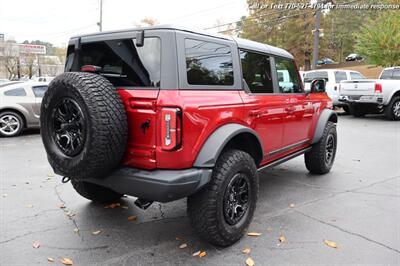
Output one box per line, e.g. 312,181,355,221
258,147,312,172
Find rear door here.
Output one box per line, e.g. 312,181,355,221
239,50,285,156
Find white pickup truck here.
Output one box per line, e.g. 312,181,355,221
339,67,400,120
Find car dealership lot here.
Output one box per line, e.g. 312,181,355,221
1,114,399,265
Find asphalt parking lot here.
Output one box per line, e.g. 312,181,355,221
1,114,399,266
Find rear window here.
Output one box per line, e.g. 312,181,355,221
185,39,234,86
32,85,48,97
304,71,328,83
79,37,161,87
380,69,393,79
334,71,347,83
350,72,365,80
4,88,26,96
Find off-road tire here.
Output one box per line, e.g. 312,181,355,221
0,111,24,137
305,121,337,174
187,149,259,246
349,103,366,117
40,72,127,180
71,179,122,203
384,96,400,121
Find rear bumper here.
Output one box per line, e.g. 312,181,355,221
339,95,383,105
86,167,212,202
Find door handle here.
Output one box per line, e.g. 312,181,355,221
249,110,261,117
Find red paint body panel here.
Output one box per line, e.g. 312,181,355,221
117,86,331,170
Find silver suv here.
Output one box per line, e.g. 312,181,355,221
0,81,48,137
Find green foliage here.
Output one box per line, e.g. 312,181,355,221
355,12,400,66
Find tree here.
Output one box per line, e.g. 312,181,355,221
2,41,19,79
355,12,400,66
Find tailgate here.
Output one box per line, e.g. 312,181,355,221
340,80,376,96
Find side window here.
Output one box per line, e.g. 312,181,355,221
335,71,347,83
350,72,365,80
240,50,273,93
80,37,161,87
32,86,48,97
275,57,302,93
185,39,234,86
380,69,393,79
392,69,400,80
4,88,26,96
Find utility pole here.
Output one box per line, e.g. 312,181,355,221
311,0,321,69
98,0,103,32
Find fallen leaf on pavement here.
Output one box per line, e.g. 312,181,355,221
60,257,73,265
245,257,255,266
27,204,33,208
242,248,251,254
58,204,66,209
47,257,55,262
121,206,129,209
127,216,137,221
179,243,187,249
73,228,79,233
289,203,295,208
47,173,55,177
192,251,201,256
92,230,102,235
266,226,273,232
104,203,120,209
247,232,261,237
32,241,40,248
279,235,286,243
175,236,184,241
199,251,207,257
324,239,338,249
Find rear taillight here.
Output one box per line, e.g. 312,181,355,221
161,108,181,151
374,83,383,93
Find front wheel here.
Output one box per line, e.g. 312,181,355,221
0,111,24,137
187,149,258,246
305,121,337,174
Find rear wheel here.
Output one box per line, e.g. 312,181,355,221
384,96,400,121
187,149,258,246
71,179,122,203
349,104,366,117
305,121,337,174
342,105,350,114
0,111,24,137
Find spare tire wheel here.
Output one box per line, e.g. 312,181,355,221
40,72,128,180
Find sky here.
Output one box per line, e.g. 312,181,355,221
0,0,248,47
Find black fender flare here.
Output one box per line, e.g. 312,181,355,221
312,109,338,144
193,123,263,168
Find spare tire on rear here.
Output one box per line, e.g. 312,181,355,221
40,72,128,180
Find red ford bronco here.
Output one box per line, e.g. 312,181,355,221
40,25,337,246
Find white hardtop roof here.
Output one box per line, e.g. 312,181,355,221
72,24,294,59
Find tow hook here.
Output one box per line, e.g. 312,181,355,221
134,198,153,210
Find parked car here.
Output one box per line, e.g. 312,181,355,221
303,69,366,111
33,76,54,82
345,53,364,61
317,58,335,65
0,81,48,137
339,67,400,120
40,25,338,246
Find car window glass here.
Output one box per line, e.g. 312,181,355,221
380,69,393,79
304,71,329,83
392,69,400,80
350,72,365,80
275,57,302,93
32,86,48,97
4,88,26,96
80,37,161,87
240,50,273,93
185,39,234,86
335,71,347,83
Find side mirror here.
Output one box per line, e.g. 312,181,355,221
311,79,326,93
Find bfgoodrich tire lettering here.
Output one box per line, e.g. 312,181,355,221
305,121,337,174
187,149,259,246
40,72,128,180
